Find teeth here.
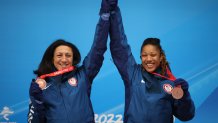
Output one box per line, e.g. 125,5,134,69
147,63,153,68
60,64,68,68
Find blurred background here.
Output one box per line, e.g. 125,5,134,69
0,0,218,122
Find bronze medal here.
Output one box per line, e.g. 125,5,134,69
36,78,47,90
171,87,184,99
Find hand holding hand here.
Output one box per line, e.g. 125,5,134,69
100,0,118,14
108,0,118,11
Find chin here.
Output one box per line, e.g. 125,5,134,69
142,65,155,73
145,68,155,73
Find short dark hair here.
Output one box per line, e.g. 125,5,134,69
140,38,169,75
34,39,81,76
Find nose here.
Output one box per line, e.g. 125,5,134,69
146,55,152,61
61,56,67,62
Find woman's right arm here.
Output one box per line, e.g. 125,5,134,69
109,7,137,87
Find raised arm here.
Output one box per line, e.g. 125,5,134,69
109,5,137,87
83,0,111,83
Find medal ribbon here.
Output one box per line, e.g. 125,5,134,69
151,67,176,81
39,66,76,79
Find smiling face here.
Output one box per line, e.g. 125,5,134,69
141,44,163,73
53,45,73,70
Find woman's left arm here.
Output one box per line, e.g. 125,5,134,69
173,78,195,121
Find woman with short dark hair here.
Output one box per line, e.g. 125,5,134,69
27,0,117,123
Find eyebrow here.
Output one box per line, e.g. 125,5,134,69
141,52,157,54
55,52,72,54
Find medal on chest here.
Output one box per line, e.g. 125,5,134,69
152,67,184,99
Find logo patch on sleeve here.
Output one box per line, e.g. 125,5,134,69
163,84,173,94
68,77,78,86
